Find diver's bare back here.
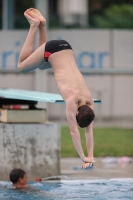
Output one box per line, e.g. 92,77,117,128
48,49,92,103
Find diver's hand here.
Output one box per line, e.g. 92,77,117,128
82,162,94,169
82,156,95,164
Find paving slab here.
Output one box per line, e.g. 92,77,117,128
61,158,133,180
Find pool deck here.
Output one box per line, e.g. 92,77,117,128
60,157,133,180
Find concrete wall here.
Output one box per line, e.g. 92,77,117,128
0,122,60,180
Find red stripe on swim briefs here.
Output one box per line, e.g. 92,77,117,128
44,51,52,59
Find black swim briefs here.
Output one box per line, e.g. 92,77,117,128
44,40,73,62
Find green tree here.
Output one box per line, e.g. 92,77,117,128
92,4,133,29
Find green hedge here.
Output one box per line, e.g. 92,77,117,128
61,126,133,157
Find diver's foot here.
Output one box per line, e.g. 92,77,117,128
24,10,40,27
28,8,46,26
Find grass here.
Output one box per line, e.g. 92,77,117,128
61,126,133,157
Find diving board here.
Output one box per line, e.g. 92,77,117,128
0,88,101,104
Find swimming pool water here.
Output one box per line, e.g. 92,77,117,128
0,179,133,200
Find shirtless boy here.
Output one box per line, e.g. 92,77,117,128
10,168,30,189
18,8,95,169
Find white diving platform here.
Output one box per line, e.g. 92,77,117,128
0,88,102,104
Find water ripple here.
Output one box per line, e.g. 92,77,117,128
0,179,133,200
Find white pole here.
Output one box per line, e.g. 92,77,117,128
34,0,48,109
2,0,14,29
2,0,8,29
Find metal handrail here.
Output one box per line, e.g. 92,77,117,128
0,69,34,74
48,68,133,75
0,68,133,75
79,68,133,75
